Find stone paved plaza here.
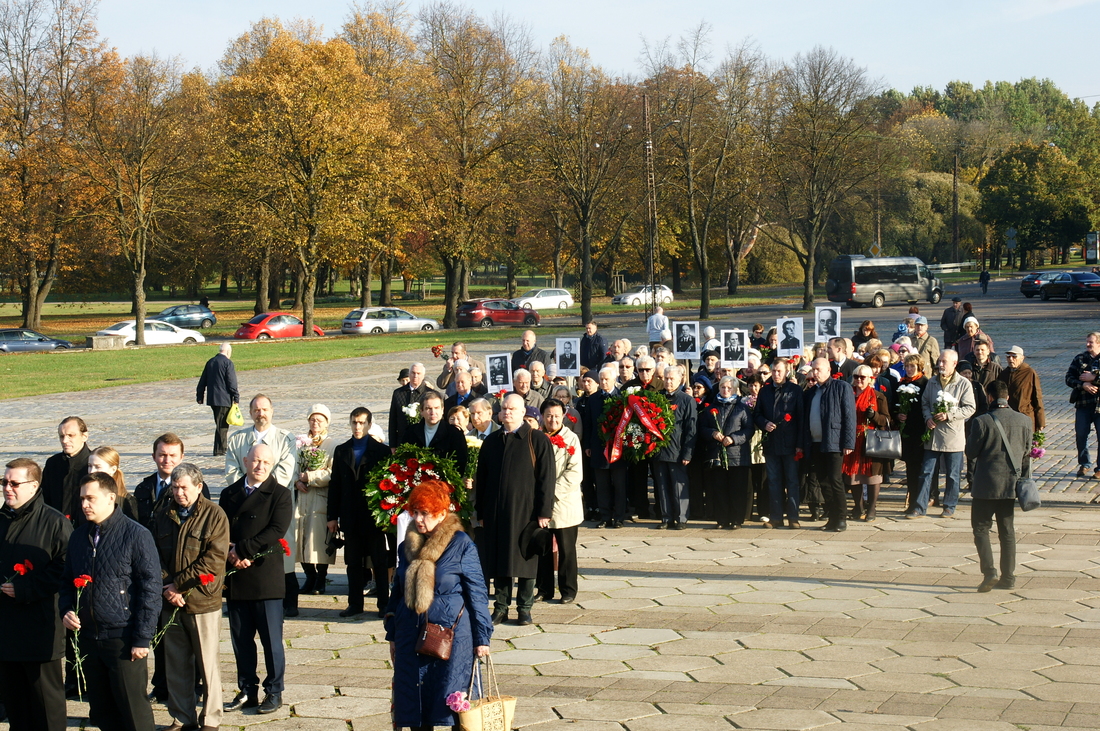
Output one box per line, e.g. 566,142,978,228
2,285,1100,729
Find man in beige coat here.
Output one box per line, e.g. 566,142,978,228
536,398,583,604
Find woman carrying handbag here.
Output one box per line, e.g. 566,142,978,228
844,366,893,521
385,481,493,731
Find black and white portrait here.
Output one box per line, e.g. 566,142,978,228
556,338,580,377
777,317,804,357
487,353,512,391
720,329,748,369
815,306,841,342
673,321,700,360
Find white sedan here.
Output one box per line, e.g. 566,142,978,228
612,284,674,306
341,307,441,334
511,288,574,310
96,320,205,346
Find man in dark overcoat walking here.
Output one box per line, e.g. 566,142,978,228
475,394,555,626
327,408,393,618
219,443,292,716
196,343,239,457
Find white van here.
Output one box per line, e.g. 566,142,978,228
826,255,943,308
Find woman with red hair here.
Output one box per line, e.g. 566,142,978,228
385,480,492,731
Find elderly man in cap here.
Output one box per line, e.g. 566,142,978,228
0,458,72,731
997,346,1044,434
912,316,941,375
153,463,229,731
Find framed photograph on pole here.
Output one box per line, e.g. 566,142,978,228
673,322,700,360
486,353,513,392
555,338,581,377
814,305,841,342
720,329,748,369
776,317,805,358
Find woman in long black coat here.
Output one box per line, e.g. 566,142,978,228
697,376,755,529
895,353,930,512
386,481,493,730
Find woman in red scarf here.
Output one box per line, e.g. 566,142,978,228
843,365,893,521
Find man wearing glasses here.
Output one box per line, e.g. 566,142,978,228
617,357,635,386
0,459,73,731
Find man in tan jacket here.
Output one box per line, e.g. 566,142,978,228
153,463,230,731
997,346,1045,433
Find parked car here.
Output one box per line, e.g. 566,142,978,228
511,288,574,310
1021,271,1060,298
234,312,326,340
611,284,674,306
456,299,540,328
153,304,217,329
1039,271,1100,301
341,307,440,334
0,329,72,353
826,255,943,307
96,320,205,346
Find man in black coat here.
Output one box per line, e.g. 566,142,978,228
802,358,856,533
219,443,293,716
403,391,470,475
940,297,965,348
41,416,90,521
756,358,806,528
61,473,160,731
511,330,552,373
828,338,858,381
388,363,430,447
0,458,72,731
196,343,239,457
327,408,394,618
653,365,696,529
475,394,555,626
580,321,608,370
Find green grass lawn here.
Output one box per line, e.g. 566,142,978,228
0,326,581,401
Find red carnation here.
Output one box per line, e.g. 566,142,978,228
567,446,576,456
199,573,215,586
784,414,792,422
390,513,399,525
567,414,577,423
73,575,92,589
13,563,27,576
710,408,719,416
279,538,290,556
831,372,842,380
670,404,677,411
406,458,418,469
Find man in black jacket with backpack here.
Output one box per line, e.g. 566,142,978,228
61,472,160,731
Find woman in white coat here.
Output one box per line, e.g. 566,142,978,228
295,404,337,595
536,397,584,604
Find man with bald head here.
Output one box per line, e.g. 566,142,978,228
220,443,293,715
512,330,551,373
475,394,556,626
802,358,856,532
197,342,239,456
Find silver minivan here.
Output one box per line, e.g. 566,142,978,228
826,255,943,308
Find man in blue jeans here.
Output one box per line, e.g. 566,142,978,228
1065,331,1100,479
756,358,805,528
907,350,975,519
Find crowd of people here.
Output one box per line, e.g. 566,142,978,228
0,299,1093,731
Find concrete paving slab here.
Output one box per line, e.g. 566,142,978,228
554,700,660,721
727,708,840,729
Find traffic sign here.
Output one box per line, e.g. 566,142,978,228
869,242,881,257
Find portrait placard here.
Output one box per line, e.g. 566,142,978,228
776,317,805,358
672,321,700,360
814,306,841,342
555,338,581,377
720,329,748,369
486,353,513,392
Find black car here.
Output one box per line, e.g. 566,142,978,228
0,329,72,352
153,304,217,329
1020,271,1059,298
1040,271,1100,301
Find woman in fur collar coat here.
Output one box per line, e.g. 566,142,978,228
385,481,493,730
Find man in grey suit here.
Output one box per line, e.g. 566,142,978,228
965,381,1033,592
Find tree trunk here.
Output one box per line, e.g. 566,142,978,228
360,257,373,308
220,261,229,297
380,255,393,305
292,265,305,311
552,211,564,288
441,255,460,329
255,246,270,315
133,267,147,346
505,259,516,298
726,247,739,295
460,259,471,302
801,242,816,311
580,219,593,325
670,255,683,294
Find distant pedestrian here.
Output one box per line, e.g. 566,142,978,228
646,307,669,349
966,381,1031,592
196,343,239,457
979,269,990,295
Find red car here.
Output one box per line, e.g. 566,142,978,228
456,299,540,328
234,312,326,340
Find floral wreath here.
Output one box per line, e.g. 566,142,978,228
597,388,674,463
364,444,470,532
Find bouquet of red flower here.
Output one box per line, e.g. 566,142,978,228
548,433,576,456
364,445,469,532
431,344,449,360
597,389,674,463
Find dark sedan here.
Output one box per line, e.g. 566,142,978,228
0,329,72,352
1040,271,1100,301
1020,271,1059,298
456,299,540,328
153,304,217,329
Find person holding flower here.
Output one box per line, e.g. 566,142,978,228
697,376,755,530
386,480,492,731
61,472,160,731
0,458,73,731
755,358,805,529
844,366,893,522
152,462,229,731
294,405,337,597
895,354,930,513
908,350,976,519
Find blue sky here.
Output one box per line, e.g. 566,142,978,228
100,0,1100,101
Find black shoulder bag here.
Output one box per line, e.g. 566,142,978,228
990,413,1040,512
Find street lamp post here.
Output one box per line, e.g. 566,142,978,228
643,93,658,323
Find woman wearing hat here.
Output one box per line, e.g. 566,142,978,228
295,404,337,595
